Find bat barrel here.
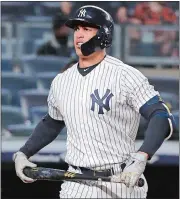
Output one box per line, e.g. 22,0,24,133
23,167,64,181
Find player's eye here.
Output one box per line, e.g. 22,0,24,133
84,27,92,31
74,26,79,31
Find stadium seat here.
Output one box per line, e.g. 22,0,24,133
7,124,36,137
19,22,52,42
2,88,12,105
2,58,13,71
21,56,70,75
2,105,26,128
22,40,35,55
2,72,37,105
23,16,52,22
36,72,57,89
148,77,179,95
7,122,67,138
19,89,49,119
1,2,35,16
40,2,63,16
30,106,48,124
134,43,161,57
1,15,12,22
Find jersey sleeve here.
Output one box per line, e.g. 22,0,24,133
122,67,159,113
47,76,64,120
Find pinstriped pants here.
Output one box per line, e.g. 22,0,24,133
59,166,148,198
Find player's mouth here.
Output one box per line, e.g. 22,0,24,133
76,42,84,49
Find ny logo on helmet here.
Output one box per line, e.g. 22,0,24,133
90,89,114,114
78,9,86,18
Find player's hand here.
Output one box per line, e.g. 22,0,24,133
13,151,37,183
120,152,148,188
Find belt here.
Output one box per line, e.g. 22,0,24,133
70,163,126,177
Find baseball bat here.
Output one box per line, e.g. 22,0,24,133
23,167,144,187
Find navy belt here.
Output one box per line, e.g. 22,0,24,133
70,165,116,177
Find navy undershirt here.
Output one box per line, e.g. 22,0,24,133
77,63,99,76
77,55,106,76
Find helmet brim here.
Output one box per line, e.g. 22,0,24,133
65,18,100,29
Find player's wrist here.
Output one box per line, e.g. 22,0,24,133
137,151,149,160
13,151,27,162
130,152,148,162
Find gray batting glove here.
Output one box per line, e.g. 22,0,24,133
13,151,37,183
120,152,147,188
111,152,147,188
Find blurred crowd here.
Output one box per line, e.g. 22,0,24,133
2,1,179,23
114,1,178,59
2,1,179,61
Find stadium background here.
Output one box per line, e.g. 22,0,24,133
1,1,179,199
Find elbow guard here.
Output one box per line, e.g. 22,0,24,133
140,95,176,140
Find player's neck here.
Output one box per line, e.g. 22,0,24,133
78,51,106,68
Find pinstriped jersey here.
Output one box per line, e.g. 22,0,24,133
47,55,159,168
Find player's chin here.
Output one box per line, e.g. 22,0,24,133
75,48,83,57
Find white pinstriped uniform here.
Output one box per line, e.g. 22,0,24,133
48,55,159,198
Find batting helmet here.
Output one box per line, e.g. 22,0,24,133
65,5,114,56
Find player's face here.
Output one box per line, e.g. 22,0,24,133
74,25,98,57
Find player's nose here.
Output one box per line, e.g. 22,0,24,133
76,34,84,40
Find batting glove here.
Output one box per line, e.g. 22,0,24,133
13,151,37,183
111,153,147,187
120,152,147,188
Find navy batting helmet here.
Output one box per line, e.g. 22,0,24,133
65,5,114,56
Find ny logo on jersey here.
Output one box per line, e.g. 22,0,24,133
78,9,86,17
90,89,114,114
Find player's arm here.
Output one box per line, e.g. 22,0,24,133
119,95,175,188
13,114,65,183
18,114,65,158
115,68,175,188
123,68,175,157
138,95,175,159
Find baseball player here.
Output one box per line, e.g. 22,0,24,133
13,5,175,198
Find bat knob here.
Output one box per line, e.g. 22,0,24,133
137,178,144,187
